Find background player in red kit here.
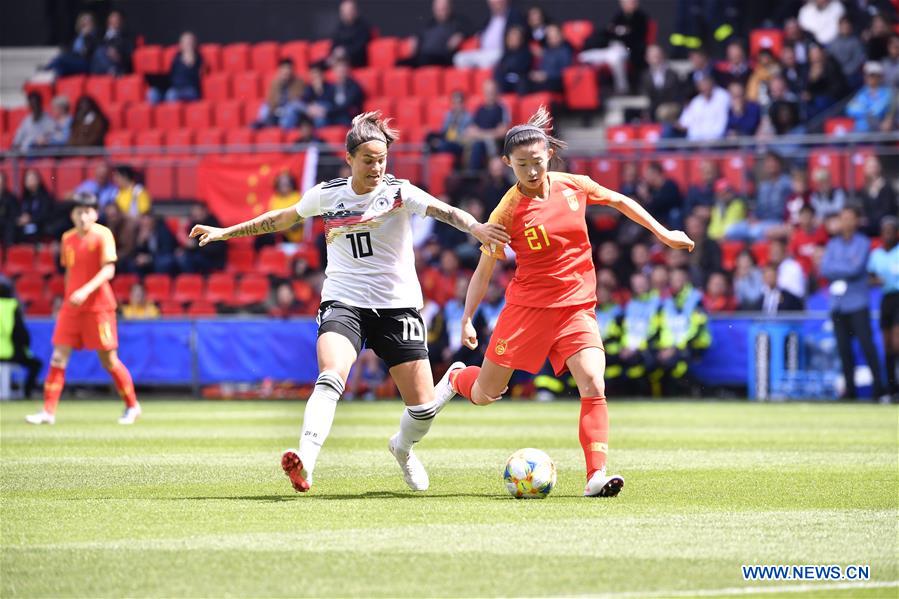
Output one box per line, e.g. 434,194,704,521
26,193,141,425
435,108,694,497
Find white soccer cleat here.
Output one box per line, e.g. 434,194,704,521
584,471,625,498
118,405,142,425
25,411,55,425
388,433,429,491
434,361,465,406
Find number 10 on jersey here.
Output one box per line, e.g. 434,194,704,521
346,232,373,258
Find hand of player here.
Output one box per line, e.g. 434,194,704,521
461,317,479,350
69,287,89,306
189,224,225,247
470,223,510,247
659,229,695,252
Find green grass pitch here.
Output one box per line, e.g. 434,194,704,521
1,399,897,598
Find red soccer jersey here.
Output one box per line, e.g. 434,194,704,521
60,223,118,311
482,172,613,308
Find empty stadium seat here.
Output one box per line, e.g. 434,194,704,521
214,100,245,129
255,128,285,146
751,240,770,266
162,45,179,72
824,117,855,136
224,128,254,147
591,157,622,190
206,273,237,303
412,66,443,98
317,125,349,146
159,300,186,316
427,154,455,196
199,43,223,71
195,128,224,148
111,274,139,302
381,67,412,99
232,71,262,101
517,92,555,125
562,66,600,111
115,75,146,104
308,40,332,64
26,297,53,316
135,129,164,148
154,103,184,130
222,43,251,72
687,155,720,186
251,41,280,72
85,76,115,108
637,123,663,144
125,103,153,130
280,40,309,72
184,101,213,130
225,247,256,273
363,96,395,116
133,45,164,74
202,73,232,103
367,37,400,69
472,68,493,94
391,151,423,184
808,149,845,189
55,76,86,103
394,97,425,129
654,154,688,188
34,245,57,276
749,29,784,58
143,274,172,302
234,274,271,305
720,153,754,193
15,274,45,303
561,20,594,51
352,68,381,98
720,240,746,271
425,96,451,130
104,103,126,130
47,274,65,299
606,125,636,152
188,300,218,316
145,161,175,198
442,69,474,95
846,147,876,191
164,129,195,152
30,159,56,195
55,158,88,197
172,274,205,303
257,247,290,277
174,163,199,198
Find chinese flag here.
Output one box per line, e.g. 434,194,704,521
197,153,305,223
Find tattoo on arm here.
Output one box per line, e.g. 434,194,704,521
427,203,475,233
223,209,298,239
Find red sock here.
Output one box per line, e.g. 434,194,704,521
109,360,138,408
579,396,609,481
450,366,480,401
43,365,66,414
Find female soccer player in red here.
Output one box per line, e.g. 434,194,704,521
436,108,695,497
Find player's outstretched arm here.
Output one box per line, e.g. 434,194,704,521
425,200,510,247
604,190,695,252
460,253,498,350
189,207,302,247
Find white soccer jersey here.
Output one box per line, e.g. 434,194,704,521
295,174,436,309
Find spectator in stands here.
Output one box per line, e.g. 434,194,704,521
619,272,660,382
784,17,811,64
255,58,305,129
741,151,791,240
269,283,305,318
91,10,133,75
859,155,899,236
579,0,648,94
75,162,118,208
266,172,303,243
113,165,151,216
132,214,177,275
630,242,652,277
784,169,811,226
427,90,472,159
868,216,899,400
641,162,684,228
703,271,736,313
68,96,108,147
301,65,334,128
12,92,56,152
715,41,751,88
46,95,72,146
150,31,203,103
685,214,721,287
759,264,804,313
676,72,730,141
121,283,160,319
421,250,460,307
804,43,848,118
821,206,885,400
44,12,98,77
466,79,510,170
799,0,846,46
454,0,527,69
402,0,467,67
17,169,52,242
883,34,899,88
846,61,896,132
177,203,226,274
725,81,761,137
101,202,138,265
526,6,551,46
779,46,808,96
762,75,801,135
829,16,868,89
597,241,631,285
641,44,683,124
327,0,371,67
684,159,718,215
866,15,894,62
0,276,42,398
0,173,20,247
654,267,710,392
684,48,713,97
708,178,746,241
477,157,514,213
528,23,572,93
327,59,364,126
649,264,669,299
769,237,807,299
494,25,533,94
746,49,780,104
789,203,829,275
810,167,847,223
733,250,764,310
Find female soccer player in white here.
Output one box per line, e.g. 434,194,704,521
190,112,509,493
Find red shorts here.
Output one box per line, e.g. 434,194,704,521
486,302,604,375
52,308,118,351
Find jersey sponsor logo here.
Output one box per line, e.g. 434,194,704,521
494,338,508,355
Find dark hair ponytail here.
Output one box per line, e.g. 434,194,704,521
502,105,567,170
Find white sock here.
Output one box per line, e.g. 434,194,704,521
298,370,344,475
394,397,441,452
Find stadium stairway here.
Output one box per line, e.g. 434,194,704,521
0,47,56,107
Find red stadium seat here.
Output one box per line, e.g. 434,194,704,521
154,103,184,130
145,161,175,198
4,245,35,276
0,108,8,134
114,75,146,104
368,37,400,69
257,247,290,278
808,149,845,189
427,154,455,196
159,300,185,316
225,247,256,274
234,274,270,305
134,129,164,148
654,154,688,189
111,274,138,302
308,40,332,64
394,97,425,129
720,153,754,194
637,123,663,144
199,43,222,71
381,68,412,99
125,103,153,130
165,129,195,152
221,43,251,72
749,29,784,58
459,36,479,51
562,66,600,111
104,102,126,130
291,279,314,304
55,76,86,103
824,117,855,136
751,240,770,267
202,73,231,103
606,125,636,153
255,128,285,146
402,127,427,144
172,273,205,303
398,37,416,62
84,76,115,109
188,300,218,316
561,20,594,52
162,45,179,73
232,71,262,101
184,101,212,130
55,158,88,197
473,68,493,94
251,42,280,73
224,128,254,147
425,96,451,130
195,128,224,148
34,246,57,276
143,274,172,302
174,163,199,198
442,69,474,96
363,96,395,116
846,147,876,191
352,68,381,98
517,92,555,125
591,157,622,190
106,130,134,153
133,45,164,74
280,41,309,72
7,107,28,133
30,159,56,195
720,240,746,271
688,155,720,186
412,66,443,98
317,125,349,146
22,82,53,108
391,151,422,184
25,297,53,316
47,274,65,299
214,100,245,129
206,273,237,303
15,274,45,303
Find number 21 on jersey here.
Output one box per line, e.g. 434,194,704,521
524,224,550,251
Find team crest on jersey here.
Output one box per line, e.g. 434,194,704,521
494,339,508,355
373,196,392,212
563,188,579,211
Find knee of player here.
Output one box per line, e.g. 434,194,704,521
580,376,605,398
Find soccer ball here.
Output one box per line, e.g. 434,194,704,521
503,448,557,499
